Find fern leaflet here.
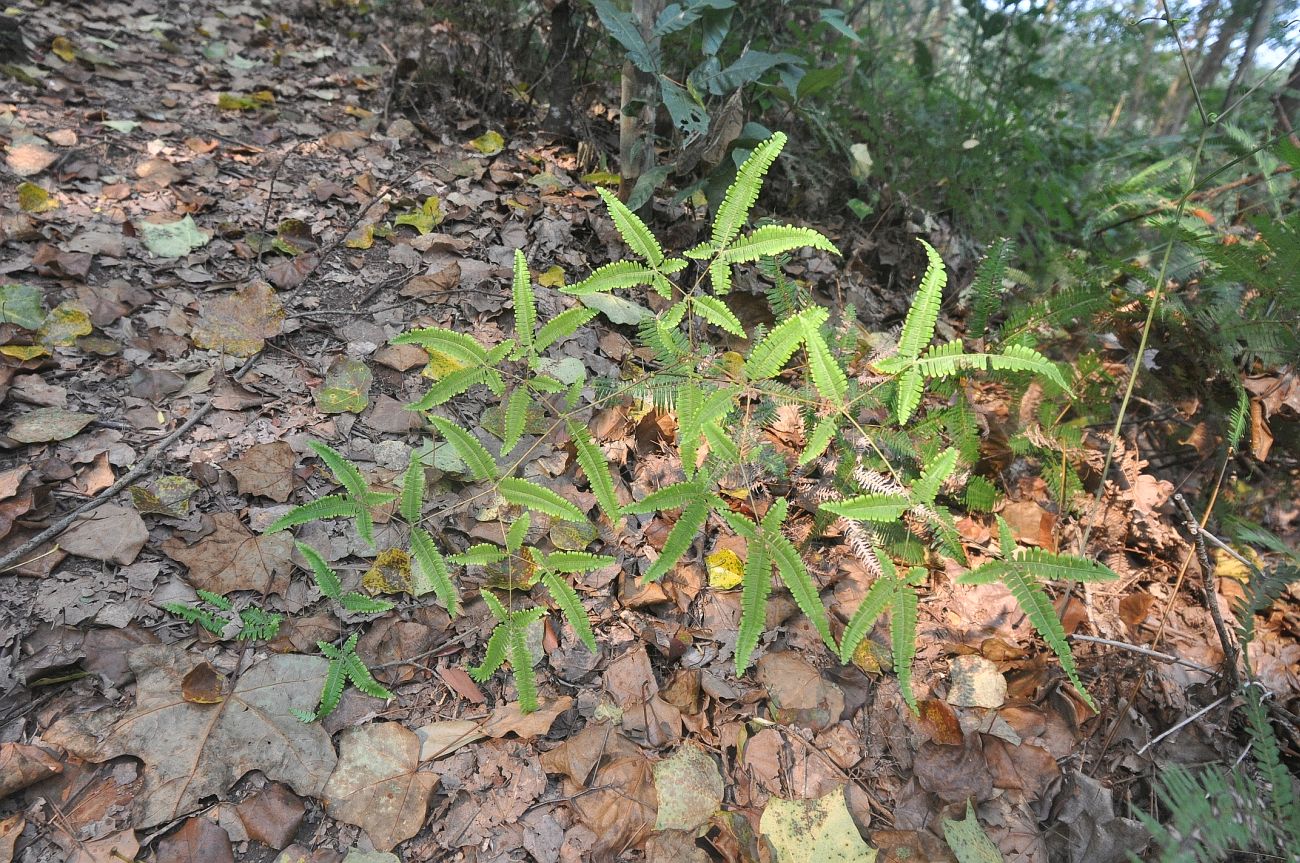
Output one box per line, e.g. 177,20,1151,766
410,527,459,613
501,387,530,457
567,419,623,528
428,416,499,481
644,496,711,582
712,132,786,249
895,240,947,362
891,580,919,712
265,495,362,534
499,477,589,523
800,316,847,406
718,225,840,263
541,571,597,651
597,187,664,266
563,261,659,295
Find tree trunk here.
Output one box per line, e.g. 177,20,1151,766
1221,0,1275,110
1272,53,1300,145
542,0,578,137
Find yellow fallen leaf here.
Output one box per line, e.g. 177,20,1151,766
469,130,505,155
51,36,76,62
0,345,49,360
344,223,374,250
707,549,744,590
17,182,57,213
538,266,566,288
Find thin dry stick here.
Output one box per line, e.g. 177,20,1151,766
0,356,256,574
1069,634,1214,674
1174,492,1242,690
1137,694,1230,756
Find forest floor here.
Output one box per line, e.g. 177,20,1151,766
1,2,1298,862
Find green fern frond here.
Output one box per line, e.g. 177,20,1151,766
469,624,509,683
294,653,346,722
507,609,545,712
735,517,772,675
675,382,704,476
896,240,947,361
712,132,786,249
838,556,900,663
541,571,597,651
392,327,489,366
505,514,531,553
448,543,506,569
563,261,659,295
567,420,623,528
820,494,911,522
708,259,732,295
400,455,425,524
410,528,459,613
535,307,598,353
512,249,536,352
621,478,708,515
967,238,1014,340
890,579,920,712
911,447,959,505
800,317,848,407
296,541,342,599
702,420,740,465
543,551,617,572
501,387,530,458
745,306,828,381
1000,566,1094,710
718,225,840,263
428,416,500,481
265,495,363,534
644,497,712,581
162,601,226,636
894,366,926,425
499,477,589,523
408,366,493,410
799,416,839,465
692,295,746,338
307,441,369,499
340,637,393,700
338,592,394,614
766,518,835,652
597,187,664,266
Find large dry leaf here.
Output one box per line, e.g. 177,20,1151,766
0,742,62,799
94,645,335,827
226,441,297,502
6,143,58,177
653,743,723,833
58,505,149,565
323,723,438,852
191,281,285,357
161,511,293,595
760,786,877,863
155,817,233,863
757,653,845,731
6,407,93,443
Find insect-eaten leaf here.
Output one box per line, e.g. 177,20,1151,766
0,283,47,329
37,302,92,347
130,475,198,517
706,548,744,590
759,786,877,863
315,356,372,414
191,281,286,357
137,215,211,258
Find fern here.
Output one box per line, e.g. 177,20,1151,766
894,240,946,362
399,453,424,524
967,238,1014,340
716,225,840,263
512,249,536,353
408,366,493,410
295,633,392,722
692,295,746,338
265,495,361,534
470,590,547,711
535,307,598,353
958,532,1119,710
391,326,490,365
428,415,500,481
499,477,589,523
621,478,708,515
731,513,771,674
800,416,839,465
800,315,848,407
410,527,458,613
501,387,530,457
567,419,623,528
890,577,920,712
765,500,835,652
745,307,828,380
644,496,712,581
597,187,665,266
711,132,787,249
505,514,531,553
563,260,659,295
541,571,597,651
820,494,911,522
838,555,900,663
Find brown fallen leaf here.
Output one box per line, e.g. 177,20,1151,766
415,720,485,761
323,723,439,852
6,143,58,177
234,782,305,850
0,742,63,799
227,441,297,502
74,644,334,826
66,828,140,863
758,652,846,731
181,661,226,704
162,511,294,595
0,814,22,863
155,817,233,863
191,281,285,357
480,695,573,738
6,407,94,443
0,466,29,499
58,504,149,565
